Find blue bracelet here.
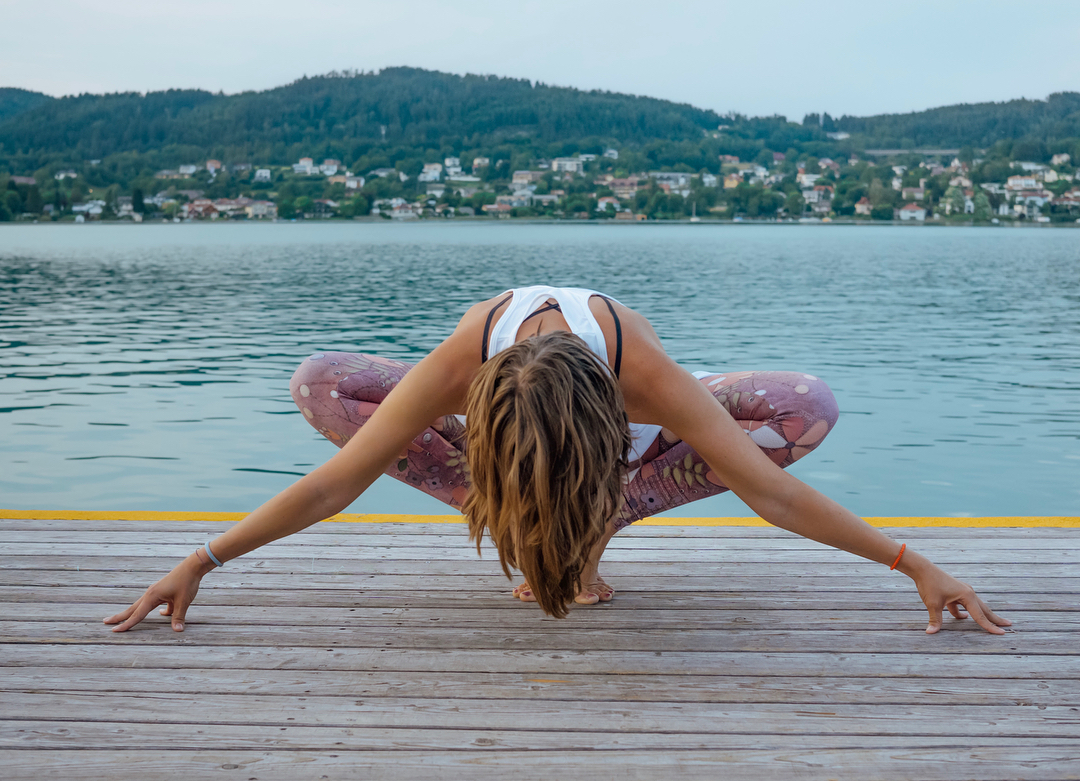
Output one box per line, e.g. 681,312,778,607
203,541,224,568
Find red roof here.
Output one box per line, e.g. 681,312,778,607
900,203,923,211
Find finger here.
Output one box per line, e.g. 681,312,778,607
980,599,1012,627
946,601,968,620
961,597,1007,635
111,596,162,633
103,603,136,625
160,603,173,616
171,599,190,632
925,601,943,634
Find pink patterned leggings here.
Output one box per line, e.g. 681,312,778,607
291,353,839,530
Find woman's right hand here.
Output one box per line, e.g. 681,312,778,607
104,552,214,632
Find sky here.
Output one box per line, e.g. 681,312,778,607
2,0,1079,121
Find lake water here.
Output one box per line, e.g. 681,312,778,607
2,222,1078,517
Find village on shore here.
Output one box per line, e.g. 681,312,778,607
3,145,1079,225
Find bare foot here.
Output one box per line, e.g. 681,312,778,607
511,577,615,605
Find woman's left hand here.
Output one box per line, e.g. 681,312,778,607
904,554,1012,634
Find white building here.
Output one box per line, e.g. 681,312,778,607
254,169,272,182
472,157,490,172
418,163,443,183
178,164,198,176
1051,153,1071,166
796,172,821,188
604,148,619,159
319,159,341,176
899,203,926,221
444,157,462,175
648,171,693,188
551,158,585,175
1006,175,1038,191
293,158,317,175
701,173,718,187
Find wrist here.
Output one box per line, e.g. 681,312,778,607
187,550,217,578
894,547,933,580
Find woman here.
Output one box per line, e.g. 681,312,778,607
106,285,1010,632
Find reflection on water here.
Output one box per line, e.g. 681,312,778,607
2,222,1078,516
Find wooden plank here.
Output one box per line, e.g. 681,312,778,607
0,585,1070,612
6,529,1078,551
6,720,1080,753
3,518,1077,536
3,541,1073,563
0,622,1065,653
6,557,1075,581
4,667,1077,706
4,748,1079,781
4,691,1080,738
0,603,1068,632
6,645,1079,677
2,568,1071,594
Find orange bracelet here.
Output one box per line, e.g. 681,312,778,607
889,543,906,570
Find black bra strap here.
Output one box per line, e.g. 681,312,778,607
599,297,623,379
480,293,514,363
521,301,562,323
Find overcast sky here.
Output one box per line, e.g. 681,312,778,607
3,0,1078,120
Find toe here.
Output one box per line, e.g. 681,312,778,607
575,590,600,605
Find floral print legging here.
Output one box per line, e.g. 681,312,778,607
290,352,840,531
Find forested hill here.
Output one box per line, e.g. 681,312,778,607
0,87,53,123
1,68,1079,172
0,68,722,164
836,92,1080,148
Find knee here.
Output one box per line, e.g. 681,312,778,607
290,352,351,407
797,374,839,428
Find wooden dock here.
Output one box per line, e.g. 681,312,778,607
1,515,1079,780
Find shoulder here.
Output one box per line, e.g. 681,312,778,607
588,297,686,421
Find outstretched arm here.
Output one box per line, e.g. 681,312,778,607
621,320,1010,635
105,325,480,632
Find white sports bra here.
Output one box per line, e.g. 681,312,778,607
480,286,662,465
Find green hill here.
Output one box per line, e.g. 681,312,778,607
0,68,1077,178
837,92,1080,148
0,87,53,123
0,68,722,166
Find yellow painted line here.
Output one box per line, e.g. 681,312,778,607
1,509,1077,527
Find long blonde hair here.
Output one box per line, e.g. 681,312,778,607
463,331,631,618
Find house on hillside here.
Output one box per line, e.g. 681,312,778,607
205,160,222,173
54,170,78,180
293,158,317,175
185,199,218,220
610,178,642,199
245,201,277,219
899,203,926,221
482,203,513,218
649,172,693,188
178,164,198,176
551,158,584,175
855,197,872,216
701,173,718,187
10,176,36,185
901,187,925,201
320,159,341,176
512,171,546,186
723,173,742,189
604,148,619,159
596,196,621,212
1006,175,1038,191
719,155,739,164
471,157,490,172
418,163,443,183
255,169,272,182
